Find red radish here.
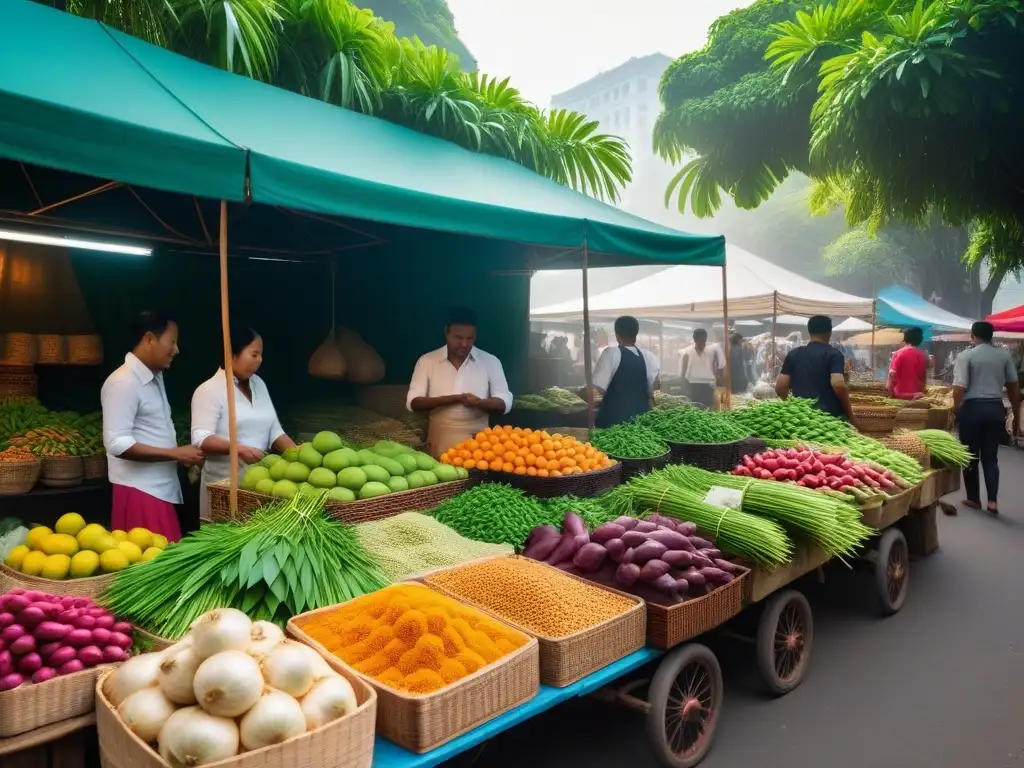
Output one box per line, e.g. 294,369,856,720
39,641,61,658
72,598,89,609
77,646,104,668
76,615,96,631
112,622,132,635
4,595,29,614
32,667,57,684
0,650,13,677
29,603,59,620
108,632,131,650
91,628,112,646
64,629,92,648
9,634,36,656
34,622,71,642
18,653,42,675
102,646,127,663
59,596,75,609
763,458,779,471
47,647,76,667
93,615,114,630
57,660,84,676
0,673,24,691
16,607,45,627
57,609,80,623
86,608,105,619
0,613,14,628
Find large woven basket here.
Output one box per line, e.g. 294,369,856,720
469,462,621,499
0,563,117,598
96,658,377,768
0,365,38,399
35,334,66,364
0,663,116,738
207,478,468,525
881,433,930,468
2,333,37,365
610,449,671,483
853,404,900,435
67,334,103,366
0,456,41,495
895,407,930,430
667,436,766,473
83,453,108,480
927,406,953,431
39,455,84,488
288,587,539,754
424,557,646,688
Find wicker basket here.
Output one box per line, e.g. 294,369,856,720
0,457,41,495
895,407,930,430
0,663,116,738
0,563,117,598
853,404,900,435
927,406,953,431
469,462,621,499
35,334,66,364
667,437,766,473
610,449,671,483
83,453,108,480
0,365,38,399
2,333,37,365
67,334,103,366
881,433,930,467
424,557,646,688
39,455,84,488
207,478,468,524
96,658,377,768
288,587,539,754
131,626,177,653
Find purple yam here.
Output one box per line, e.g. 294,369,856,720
644,529,691,549
616,562,641,588
689,536,714,550
634,521,658,533
639,559,671,583
591,523,626,543
646,515,678,531
702,548,723,560
699,567,731,586
553,562,584,576
564,511,588,537
605,539,627,563
545,532,582,565
661,550,696,568
683,567,706,587
523,525,560,560
714,559,743,574
631,541,668,565
622,547,636,565
651,573,678,593
613,516,639,530
620,530,649,548
675,522,698,536
673,577,691,595
690,553,715,569
573,543,608,573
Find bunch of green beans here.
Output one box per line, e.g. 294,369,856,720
913,429,973,468
590,423,669,459
634,406,749,444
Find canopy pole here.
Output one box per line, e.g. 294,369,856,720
658,320,665,372
771,291,778,381
219,201,239,518
870,299,877,381
581,234,595,431
721,264,732,410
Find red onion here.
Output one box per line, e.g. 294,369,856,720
102,646,127,663
86,607,106,618
91,628,112,646
71,598,89,610
0,650,13,677
76,615,96,631
9,634,36,656
23,592,43,603
108,631,132,650
32,667,57,684
30,603,60,620
59,596,75,609
65,629,92,648
77,646,104,667
93,615,115,631
0,673,24,691
112,622,133,635
17,607,45,628
18,653,42,675
34,622,71,642
39,641,62,658
58,609,80,624
0,625,24,644
0,639,5,653
57,659,84,676
5,595,29,613
0,612,14,628
48,647,76,667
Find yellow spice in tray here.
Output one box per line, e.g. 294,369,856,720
294,583,526,694
425,557,636,639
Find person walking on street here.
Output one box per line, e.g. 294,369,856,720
887,326,929,400
953,321,1021,515
680,328,723,409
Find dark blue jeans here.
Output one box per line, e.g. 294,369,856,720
958,399,1006,504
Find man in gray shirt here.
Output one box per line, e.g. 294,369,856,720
953,321,1021,515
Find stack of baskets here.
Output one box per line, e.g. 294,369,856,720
39,456,84,488
894,402,931,430
853,403,900,435
0,455,42,495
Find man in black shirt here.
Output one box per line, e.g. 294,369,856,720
775,315,857,423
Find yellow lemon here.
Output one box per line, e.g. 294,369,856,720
54,512,87,537
111,530,128,543
127,528,153,551
151,534,169,551
20,550,47,576
141,547,162,562
99,548,130,573
69,550,100,579
41,554,71,580
117,541,142,564
4,544,30,570
76,523,108,551
40,533,79,557
25,526,53,551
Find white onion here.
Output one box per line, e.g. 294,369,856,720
117,686,178,743
300,674,358,730
159,646,202,705
159,705,239,766
261,641,318,698
239,688,306,751
190,608,252,661
247,621,285,659
192,650,264,718
104,652,164,707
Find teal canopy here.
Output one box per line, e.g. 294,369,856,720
0,0,724,268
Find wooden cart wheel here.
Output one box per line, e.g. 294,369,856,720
755,589,813,696
646,643,723,768
875,527,909,615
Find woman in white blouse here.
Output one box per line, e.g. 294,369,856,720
191,327,296,519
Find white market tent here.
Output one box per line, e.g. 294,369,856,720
531,244,873,320
834,317,873,332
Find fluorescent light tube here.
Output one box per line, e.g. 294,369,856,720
0,229,152,256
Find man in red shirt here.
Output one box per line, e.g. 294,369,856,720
887,327,928,400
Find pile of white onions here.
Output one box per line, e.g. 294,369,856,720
102,609,358,766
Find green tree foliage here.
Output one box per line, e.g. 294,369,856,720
64,0,632,201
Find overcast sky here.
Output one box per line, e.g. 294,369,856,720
445,0,752,105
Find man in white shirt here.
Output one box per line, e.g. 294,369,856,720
407,308,513,457
101,312,204,542
591,316,660,427
680,328,724,409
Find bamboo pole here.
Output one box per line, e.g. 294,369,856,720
658,320,665,371
721,264,732,410
582,233,595,430
771,291,778,381
870,298,877,381
219,201,239,517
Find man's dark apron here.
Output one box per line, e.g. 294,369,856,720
596,346,651,428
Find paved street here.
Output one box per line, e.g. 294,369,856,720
446,448,1024,768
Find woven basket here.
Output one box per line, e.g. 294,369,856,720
96,658,377,768
927,406,953,431
424,557,646,688
39,455,84,488
35,334,66,364
67,334,103,366
0,663,116,738
469,462,621,499
0,563,117,598
610,449,671,483
207,478,468,525
0,365,38,399
895,407,930,430
131,626,177,653
2,333,37,365
288,587,538,754
853,404,900,435
83,453,108,480
0,457,41,495
881,434,930,467
667,437,766,473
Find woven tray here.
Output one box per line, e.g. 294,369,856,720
667,436,765,473
853,405,900,435
83,454,108,480
0,562,116,598
424,557,646,688
0,457,41,495
609,449,671,483
207,478,468,524
39,456,84,488
96,658,377,768
469,462,621,499
0,663,115,738
287,589,539,754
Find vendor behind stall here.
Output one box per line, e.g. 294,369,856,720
775,315,856,423
407,308,513,458
591,315,660,427
680,328,723,409
886,326,928,400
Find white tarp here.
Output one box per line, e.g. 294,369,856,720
834,317,873,332
531,243,873,320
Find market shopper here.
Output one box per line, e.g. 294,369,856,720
592,315,660,427
953,321,1021,515
775,315,857,423
408,307,513,458
887,326,928,400
190,326,297,522
680,329,723,409
729,332,750,394
101,311,204,542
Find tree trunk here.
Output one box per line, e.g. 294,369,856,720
980,263,1009,318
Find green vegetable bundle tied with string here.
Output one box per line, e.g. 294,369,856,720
913,429,973,468
100,493,386,640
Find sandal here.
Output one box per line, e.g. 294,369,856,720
962,499,981,510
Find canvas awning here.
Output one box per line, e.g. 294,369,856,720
876,285,974,331
987,304,1024,332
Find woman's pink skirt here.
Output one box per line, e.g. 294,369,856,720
111,484,182,542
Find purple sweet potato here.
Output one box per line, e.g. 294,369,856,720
675,522,698,536
689,553,715,569
634,521,658,533
605,538,627,563
714,559,744,574
613,516,639,530
553,563,584,576
616,562,641,587
683,567,706,587
661,550,697,568
639,559,671,583
620,530,649,548
702,548,723,560
622,547,636,565
673,577,691,595
523,525,560,560
591,522,626,543
644,529,692,550
689,536,714,550
631,541,668,565
573,543,607,573
645,515,678,531
564,511,588,537
699,567,733,586
651,573,678,593
545,532,582,565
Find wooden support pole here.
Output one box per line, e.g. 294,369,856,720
581,236,595,430
721,264,732,410
771,291,778,381
219,201,238,517
870,298,877,381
